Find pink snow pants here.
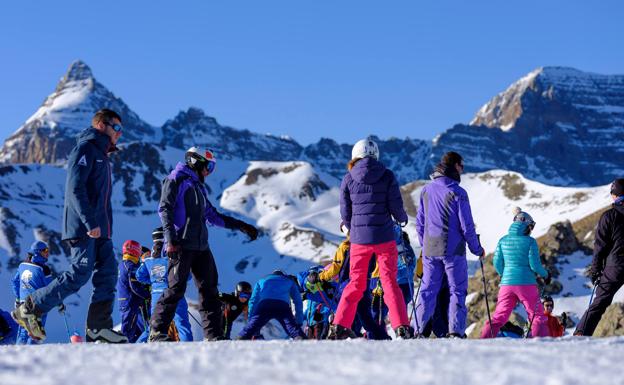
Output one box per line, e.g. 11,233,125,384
333,240,409,330
480,284,549,338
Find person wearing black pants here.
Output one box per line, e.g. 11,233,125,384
575,179,624,336
149,148,258,342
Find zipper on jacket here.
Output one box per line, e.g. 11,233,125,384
104,158,112,238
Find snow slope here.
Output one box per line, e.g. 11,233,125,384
1,338,623,385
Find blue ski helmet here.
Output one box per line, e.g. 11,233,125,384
29,241,49,257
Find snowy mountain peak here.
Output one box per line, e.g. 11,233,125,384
62,60,94,83
0,61,155,164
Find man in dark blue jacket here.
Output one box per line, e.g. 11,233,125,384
149,148,259,341
12,109,127,343
238,271,305,340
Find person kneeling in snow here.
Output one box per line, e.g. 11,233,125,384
480,208,551,338
238,271,305,340
542,295,566,337
11,241,57,344
219,281,253,339
117,240,151,343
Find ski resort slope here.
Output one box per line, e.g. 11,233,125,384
1,338,622,385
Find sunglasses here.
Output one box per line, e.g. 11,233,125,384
106,121,123,132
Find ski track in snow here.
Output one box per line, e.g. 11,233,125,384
1,338,622,385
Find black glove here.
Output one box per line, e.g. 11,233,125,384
543,273,552,286
58,303,66,313
238,222,258,241
591,270,602,285
313,312,323,322
307,271,320,285
561,312,568,327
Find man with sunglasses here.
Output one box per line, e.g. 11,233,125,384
13,109,127,343
415,151,485,338
149,147,259,341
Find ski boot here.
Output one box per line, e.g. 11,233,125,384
11,299,46,341
446,332,467,339
86,328,128,343
148,330,173,342
327,324,357,340
395,325,415,339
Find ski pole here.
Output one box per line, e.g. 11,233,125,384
525,284,544,338
588,277,600,305
188,310,202,328
477,234,494,338
60,308,72,343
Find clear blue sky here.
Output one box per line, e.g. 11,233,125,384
1,1,622,145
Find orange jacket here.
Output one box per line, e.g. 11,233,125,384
546,314,564,337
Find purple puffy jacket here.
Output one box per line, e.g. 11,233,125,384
340,157,408,245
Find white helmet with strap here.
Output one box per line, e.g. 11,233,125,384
185,147,216,174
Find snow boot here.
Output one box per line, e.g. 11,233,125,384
446,332,467,339
327,324,357,340
11,299,46,341
395,325,414,339
86,328,129,343
148,330,173,342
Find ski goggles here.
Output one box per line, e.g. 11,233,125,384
206,160,216,174
238,292,251,300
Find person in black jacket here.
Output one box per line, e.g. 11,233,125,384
149,148,258,342
219,281,252,339
575,179,624,336
12,109,127,343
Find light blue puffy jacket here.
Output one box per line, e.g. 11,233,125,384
493,222,548,285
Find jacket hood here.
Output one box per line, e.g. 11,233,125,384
350,157,386,184
169,162,200,182
508,221,529,236
77,128,112,153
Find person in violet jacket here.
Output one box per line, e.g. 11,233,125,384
415,151,485,338
329,137,413,339
149,147,259,342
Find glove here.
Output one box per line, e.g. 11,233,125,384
591,270,602,285
561,312,568,327
238,222,258,241
167,243,179,260
307,271,320,285
313,312,323,322
543,273,552,286
58,303,66,313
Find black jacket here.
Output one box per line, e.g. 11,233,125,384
592,201,624,273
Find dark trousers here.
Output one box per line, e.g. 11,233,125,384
575,265,624,336
31,238,117,330
151,248,221,339
239,299,304,339
120,302,147,343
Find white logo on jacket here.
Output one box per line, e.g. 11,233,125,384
78,155,87,167
20,270,34,289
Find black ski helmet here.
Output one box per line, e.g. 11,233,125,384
235,281,252,296
152,227,164,243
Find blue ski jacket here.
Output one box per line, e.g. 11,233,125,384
12,259,53,302
248,273,304,325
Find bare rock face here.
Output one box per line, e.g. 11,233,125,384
594,303,624,337
433,67,624,186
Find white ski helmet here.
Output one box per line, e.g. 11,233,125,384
351,137,379,160
185,147,216,174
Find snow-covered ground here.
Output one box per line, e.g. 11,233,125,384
1,338,623,385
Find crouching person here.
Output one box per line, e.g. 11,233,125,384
117,240,150,343
238,271,305,340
